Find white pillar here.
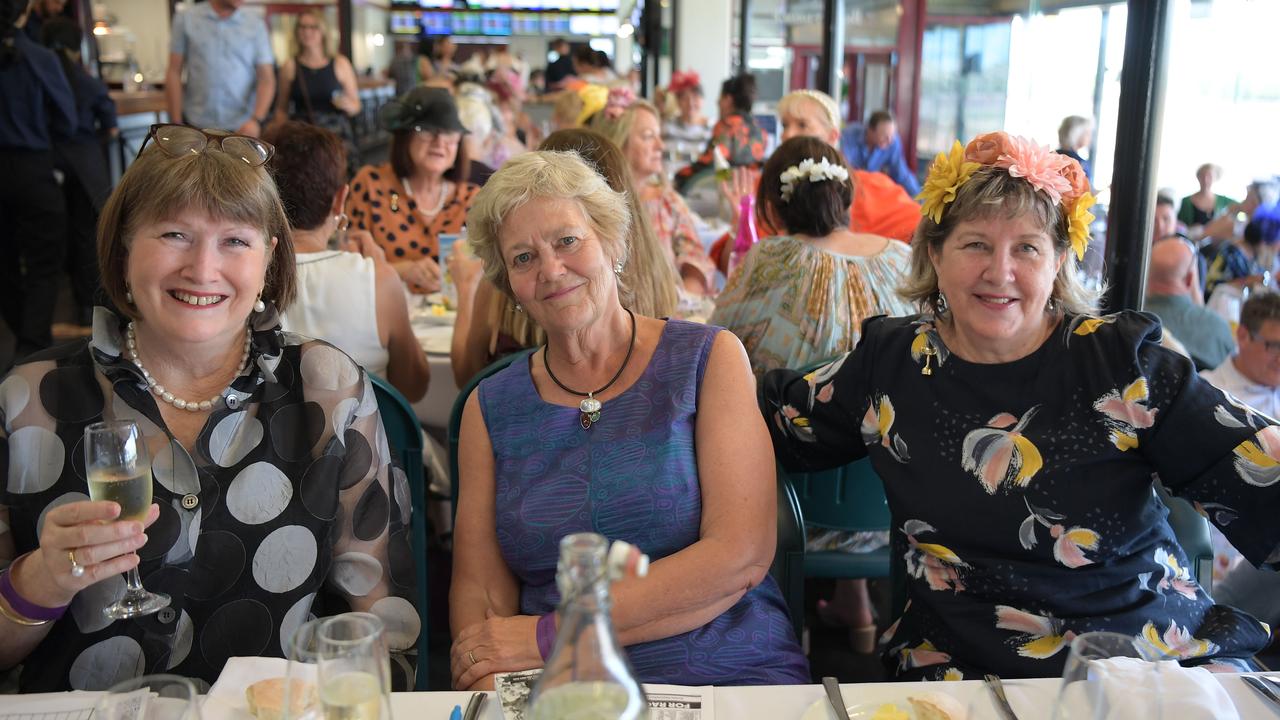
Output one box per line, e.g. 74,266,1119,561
675,0,733,101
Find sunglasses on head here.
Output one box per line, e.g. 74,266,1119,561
136,124,275,168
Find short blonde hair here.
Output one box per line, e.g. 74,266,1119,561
98,142,296,319
466,150,631,301
898,166,1099,316
777,90,841,134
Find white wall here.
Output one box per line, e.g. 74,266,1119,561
675,0,732,103
96,0,173,80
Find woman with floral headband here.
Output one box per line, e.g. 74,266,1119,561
762,130,1280,679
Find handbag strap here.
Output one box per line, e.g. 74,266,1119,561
294,57,317,124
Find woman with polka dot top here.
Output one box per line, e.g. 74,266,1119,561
0,127,417,691
347,87,481,294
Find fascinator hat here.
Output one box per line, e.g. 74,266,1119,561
918,131,1096,261
379,87,468,134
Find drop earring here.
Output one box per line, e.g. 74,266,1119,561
614,260,624,275
934,291,949,315
254,296,266,313
126,288,134,305
515,303,523,313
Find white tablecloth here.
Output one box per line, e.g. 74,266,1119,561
409,304,459,431
382,675,1277,719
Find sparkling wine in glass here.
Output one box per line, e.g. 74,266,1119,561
317,614,392,720
84,420,169,619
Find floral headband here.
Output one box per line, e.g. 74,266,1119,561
669,70,701,95
603,86,636,120
779,157,849,203
918,131,1097,261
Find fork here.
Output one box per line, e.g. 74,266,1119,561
1242,676,1280,712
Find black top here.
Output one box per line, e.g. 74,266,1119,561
289,58,342,119
763,311,1278,679
0,32,75,150
57,63,117,144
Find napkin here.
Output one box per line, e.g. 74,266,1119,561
203,656,317,720
1090,657,1240,720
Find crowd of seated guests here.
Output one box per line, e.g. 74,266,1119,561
4,22,1280,694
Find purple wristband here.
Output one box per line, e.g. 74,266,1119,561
536,612,557,661
1,555,69,622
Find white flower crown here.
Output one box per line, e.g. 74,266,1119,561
778,157,850,203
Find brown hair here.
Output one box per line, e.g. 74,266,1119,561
98,141,297,318
540,128,678,318
898,165,1098,315
262,121,347,231
388,128,471,184
757,135,853,238
1240,290,1280,335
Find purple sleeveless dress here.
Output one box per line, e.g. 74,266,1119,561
479,319,809,686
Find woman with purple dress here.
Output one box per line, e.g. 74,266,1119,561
448,150,808,690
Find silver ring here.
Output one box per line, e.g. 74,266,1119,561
467,650,477,666
68,549,85,578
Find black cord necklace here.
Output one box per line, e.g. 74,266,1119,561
543,308,637,430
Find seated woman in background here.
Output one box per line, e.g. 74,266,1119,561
448,128,678,386
0,124,416,691
448,151,807,689
660,70,713,160
265,121,430,402
763,131,1278,680
346,86,479,294
1180,163,1238,236
592,93,717,297
673,73,768,193
710,90,921,275
711,135,912,654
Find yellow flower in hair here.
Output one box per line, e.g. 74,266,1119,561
1067,191,1097,261
918,141,980,224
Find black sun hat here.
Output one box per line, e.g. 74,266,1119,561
379,86,468,134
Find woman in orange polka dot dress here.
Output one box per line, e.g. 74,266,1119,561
347,87,480,294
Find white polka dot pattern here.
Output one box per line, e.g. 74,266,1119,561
0,374,30,425
370,596,421,651
152,438,200,496
209,411,265,467
68,636,144,690
227,461,293,525
252,525,318,593
300,344,361,391
7,426,65,494
331,551,383,597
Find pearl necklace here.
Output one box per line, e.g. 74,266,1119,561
125,322,252,412
400,177,451,219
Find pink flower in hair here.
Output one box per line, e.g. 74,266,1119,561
997,135,1073,205
964,132,1014,165
603,86,636,120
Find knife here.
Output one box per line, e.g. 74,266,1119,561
821,676,852,720
984,674,1021,720
462,691,487,720
1243,676,1280,711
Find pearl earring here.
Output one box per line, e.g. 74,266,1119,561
614,260,624,274
515,303,523,313
254,297,267,313
126,289,134,305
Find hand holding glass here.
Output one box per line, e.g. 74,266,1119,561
83,420,169,619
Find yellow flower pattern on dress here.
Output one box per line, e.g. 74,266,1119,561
942,668,965,681
1144,547,1199,600
995,605,1077,659
917,140,981,224
1232,424,1280,487
1140,620,1219,660
1066,191,1097,261
1018,499,1101,568
1070,314,1116,337
961,407,1044,494
897,640,952,672
861,394,910,463
902,519,968,592
1094,377,1157,451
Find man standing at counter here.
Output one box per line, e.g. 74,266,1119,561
164,0,274,136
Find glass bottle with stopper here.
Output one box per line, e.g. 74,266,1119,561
529,534,650,720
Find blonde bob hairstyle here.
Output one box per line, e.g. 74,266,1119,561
776,90,842,135
898,165,1100,317
98,141,297,320
466,150,632,303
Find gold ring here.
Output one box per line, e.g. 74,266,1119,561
467,650,477,666
68,549,85,578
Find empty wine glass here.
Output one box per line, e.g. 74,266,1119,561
84,420,169,619
94,675,200,720
1053,631,1164,720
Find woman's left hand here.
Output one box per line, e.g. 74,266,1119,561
449,609,541,690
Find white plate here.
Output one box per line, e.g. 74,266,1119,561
800,698,917,720
415,325,453,355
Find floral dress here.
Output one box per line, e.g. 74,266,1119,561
640,182,717,295
762,311,1278,680
0,308,417,691
673,113,768,193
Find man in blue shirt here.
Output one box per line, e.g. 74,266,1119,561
164,0,275,136
839,109,920,196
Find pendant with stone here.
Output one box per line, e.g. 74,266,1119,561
579,395,602,430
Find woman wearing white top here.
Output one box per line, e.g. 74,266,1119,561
265,121,430,401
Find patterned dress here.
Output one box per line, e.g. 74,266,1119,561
711,235,914,379
0,308,417,691
673,113,768,193
479,320,809,686
639,182,717,295
762,311,1278,680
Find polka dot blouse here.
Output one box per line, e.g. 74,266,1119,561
346,161,480,268
0,307,419,691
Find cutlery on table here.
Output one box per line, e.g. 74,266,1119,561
983,674,1021,720
821,676,852,720
462,691,487,720
1244,676,1280,711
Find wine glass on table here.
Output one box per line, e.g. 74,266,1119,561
1053,631,1164,720
316,613,392,720
83,420,169,619
94,674,201,720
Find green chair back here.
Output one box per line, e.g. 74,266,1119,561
771,473,806,641
369,373,430,690
1155,482,1214,595
448,350,534,522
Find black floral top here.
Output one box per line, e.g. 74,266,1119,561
762,311,1278,680
0,308,417,691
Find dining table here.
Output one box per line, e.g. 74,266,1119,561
408,298,459,431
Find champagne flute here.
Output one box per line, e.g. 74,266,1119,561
84,420,169,619
1053,631,1164,720
316,614,392,720
285,618,325,720
94,674,200,720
